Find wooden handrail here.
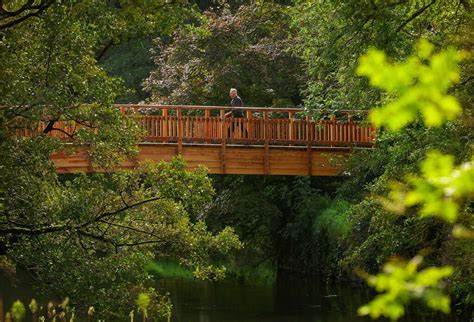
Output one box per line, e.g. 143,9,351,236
15,104,376,148
116,104,369,114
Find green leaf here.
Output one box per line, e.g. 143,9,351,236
11,300,26,322
358,256,453,321
358,40,463,131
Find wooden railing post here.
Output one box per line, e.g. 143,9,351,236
331,114,336,147
264,111,269,175
306,115,312,176
289,111,294,145
246,110,252,141
205,109,210,143
348,112,353,151
220,109,226,173
177,107,183,154
162,107,168,143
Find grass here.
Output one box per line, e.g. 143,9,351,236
146,260,194,279
146,259,277,284
221,260,277,285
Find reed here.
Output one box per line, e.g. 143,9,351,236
0,294,171,322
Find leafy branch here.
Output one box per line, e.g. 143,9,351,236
356,39,472,320
0,0,55,30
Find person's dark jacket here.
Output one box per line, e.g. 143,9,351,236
231,96,244,117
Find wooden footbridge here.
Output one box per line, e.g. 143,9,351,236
37,105,376,176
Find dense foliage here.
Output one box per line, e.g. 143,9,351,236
198,1,473,319
0,1,242,319
1,0,472,320
144,3,303,106
291,0,472,110
102,37,155,103
348,41,473,320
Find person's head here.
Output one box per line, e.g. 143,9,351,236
229,88,238,98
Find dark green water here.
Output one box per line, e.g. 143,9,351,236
1,273,466,321
156,277,461,322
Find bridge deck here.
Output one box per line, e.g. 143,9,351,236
52,144,354,176
24,105,376,176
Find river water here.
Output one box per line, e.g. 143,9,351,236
156,276,461,322
1,273,465,321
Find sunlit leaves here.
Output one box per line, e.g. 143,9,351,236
11,300,26,322
357,39,463,131
356,39,472,320
136,293,150,319
0,0,228,319
180,221,243,279
385,151,474,223
291,0,471,111
3,155,241,318
357,40,472,226
1,0,198,165
452,224,474,239
358,255,453,321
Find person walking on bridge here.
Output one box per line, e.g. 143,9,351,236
226,88,244,117
226,88,245,139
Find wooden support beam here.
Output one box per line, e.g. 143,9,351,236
331,114,336,147
162,108,168,143
87,151,94,173
177,107,183,154
205,109,210,143
51,145,348,176
264,111,270,175
289,111,294,145
220,109,226,174
246,110,252,140
348,113,353,152
306,115,312,176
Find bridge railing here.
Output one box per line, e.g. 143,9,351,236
119,104,375,148
15,104,376,148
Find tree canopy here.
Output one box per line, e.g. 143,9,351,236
144,3,303,106
0,0,473,320
291,0,472,110
0,1,242,318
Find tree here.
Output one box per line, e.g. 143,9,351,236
144,3,303,107
0,0,54,30
288,1,473,316
355,40,473,321
290,0,472,110
101,37,156,103
0,1,242,318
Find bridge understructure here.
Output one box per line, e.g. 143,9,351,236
36,105,376,176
